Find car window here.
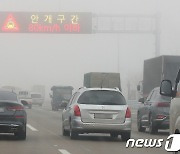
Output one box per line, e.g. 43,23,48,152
150,90,157,101
70,92,80,105
66,93,76,108
146,91,154,101
66,92,80,108
150,89,171,102
78,90,126,105
0,91,17,101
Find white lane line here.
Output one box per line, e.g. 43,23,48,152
58,149,71,154
27,124,38,131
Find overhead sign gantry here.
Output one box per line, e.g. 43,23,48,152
0,12,92,33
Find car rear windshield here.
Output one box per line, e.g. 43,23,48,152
78,90,126,105
0,91,17,101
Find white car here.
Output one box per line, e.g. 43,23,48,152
160,68,180,154
31,93,44,106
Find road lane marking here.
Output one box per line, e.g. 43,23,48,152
27,124,38,131
58,149,71,154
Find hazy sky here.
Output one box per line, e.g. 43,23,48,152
0,0,180,97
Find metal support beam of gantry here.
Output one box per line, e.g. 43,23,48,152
92,14,161,57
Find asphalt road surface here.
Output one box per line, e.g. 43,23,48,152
0,103,170,154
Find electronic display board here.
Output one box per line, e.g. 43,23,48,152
0,12,92,33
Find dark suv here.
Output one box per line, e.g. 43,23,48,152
137,87,170,134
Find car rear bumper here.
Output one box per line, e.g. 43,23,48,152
0,122,25,133
71,117,131,134
154,118,169,129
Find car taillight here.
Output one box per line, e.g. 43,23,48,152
156,102,170,107
15,116,25,118
156,115,166,119
74,105,81,117
7,105,24,111
125,107,131,118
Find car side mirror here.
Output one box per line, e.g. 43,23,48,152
21,100,28,106
138,98,144,103
60,101,68,109
160,80,173,97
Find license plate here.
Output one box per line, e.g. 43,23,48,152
0,108,4,112
94,113,112,119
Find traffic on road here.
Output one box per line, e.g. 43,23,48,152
1,0,180,154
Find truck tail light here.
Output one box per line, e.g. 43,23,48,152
156,114,166,119
125,107,131,118
74,105,81,117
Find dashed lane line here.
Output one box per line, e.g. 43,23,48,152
27,124,39,131
58,149,71,154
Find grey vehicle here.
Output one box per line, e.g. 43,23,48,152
0,90,27,140
62,87,131,141
137,87,170,134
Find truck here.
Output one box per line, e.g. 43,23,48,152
83,72,121,91
137,55,180,101
50,86,73,111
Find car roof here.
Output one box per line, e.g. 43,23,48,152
77,87,122,94
0,88,17,94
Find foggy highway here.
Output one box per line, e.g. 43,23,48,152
0,102,169,154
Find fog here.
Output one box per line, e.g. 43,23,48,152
0,0,180,98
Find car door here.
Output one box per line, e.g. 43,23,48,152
170,84,180,134
63,93,76,128
141,90,154,126
63,92,80,129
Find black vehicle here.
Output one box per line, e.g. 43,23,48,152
50,86,73,111
137,87,170,134
0,90,27,140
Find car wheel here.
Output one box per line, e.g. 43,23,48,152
137,114,146,132
110,133,118,138
149,115,157,134
70,124,78,139
121,132,131,141
15,126,26,140
62,125,69,136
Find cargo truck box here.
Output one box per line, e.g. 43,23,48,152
84,72,121,91
138,55,180,99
